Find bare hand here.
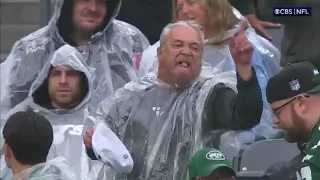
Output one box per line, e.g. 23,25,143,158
230,19,253,66
83,128,95,148
246,14,281,40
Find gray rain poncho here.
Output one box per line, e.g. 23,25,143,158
86,70,263,180
0,0,150,120
1,45,103,180
138,8,282,150
11,157,76,180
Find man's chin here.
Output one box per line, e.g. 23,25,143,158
53,99,74,109
284,137,297,143
175,68,192,77
80,23,102,33
283,133,299,143
175,78,195,88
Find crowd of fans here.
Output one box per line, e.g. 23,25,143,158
0,0,319,179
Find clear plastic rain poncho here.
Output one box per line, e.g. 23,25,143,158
11,157,77,180
0,0,150,120
1,45,104,180
138,7,282,150
87,71,239,180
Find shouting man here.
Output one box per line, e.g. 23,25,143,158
84,20,263,179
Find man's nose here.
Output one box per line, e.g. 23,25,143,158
182,44,191,54
59,74,68,84
88,1,98,11
181,46,192,55
272,116,280,125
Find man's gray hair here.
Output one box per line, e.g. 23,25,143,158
159,21,205,47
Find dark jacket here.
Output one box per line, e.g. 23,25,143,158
203,69,262,131
264,141,308,179
264,153,304,180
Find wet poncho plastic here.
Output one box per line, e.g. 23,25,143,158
138,7,282,150
11,157,77,180
0,0,150,119
86,72,238,180
0,45,109,180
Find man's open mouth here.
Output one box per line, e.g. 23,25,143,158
178,61,191,67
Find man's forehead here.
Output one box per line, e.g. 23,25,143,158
52,65,75,71
167,26,201,43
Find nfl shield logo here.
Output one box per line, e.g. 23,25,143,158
289,79,300,91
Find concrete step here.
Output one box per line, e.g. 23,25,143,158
0,24,40,54
0,0,41,25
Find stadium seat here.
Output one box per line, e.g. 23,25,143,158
233,139,300,178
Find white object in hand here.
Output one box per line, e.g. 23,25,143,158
92,122,134,173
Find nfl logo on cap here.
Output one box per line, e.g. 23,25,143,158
289,79,300,91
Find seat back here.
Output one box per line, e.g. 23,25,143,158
233,139,300,176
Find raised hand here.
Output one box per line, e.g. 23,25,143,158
230,19,254,81
229,19,254,66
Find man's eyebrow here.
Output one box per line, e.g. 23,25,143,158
190,42,200,46
171,39,200,46
51,69,60,72
172,39,183,43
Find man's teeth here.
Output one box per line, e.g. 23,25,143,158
181,62,188,67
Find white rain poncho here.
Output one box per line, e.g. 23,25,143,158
86,70,263,179
1,45,105,180
138,8,282,148
0,0,150,120
11,157,76,180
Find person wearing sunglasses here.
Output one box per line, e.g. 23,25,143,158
189,148,236,180
266,61,320,180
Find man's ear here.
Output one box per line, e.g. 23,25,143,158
157,47,162,62
295,94,309,113
157,46,163,56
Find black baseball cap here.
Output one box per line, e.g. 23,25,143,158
266,62,320,104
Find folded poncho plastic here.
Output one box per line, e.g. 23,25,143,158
12,157,76,180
